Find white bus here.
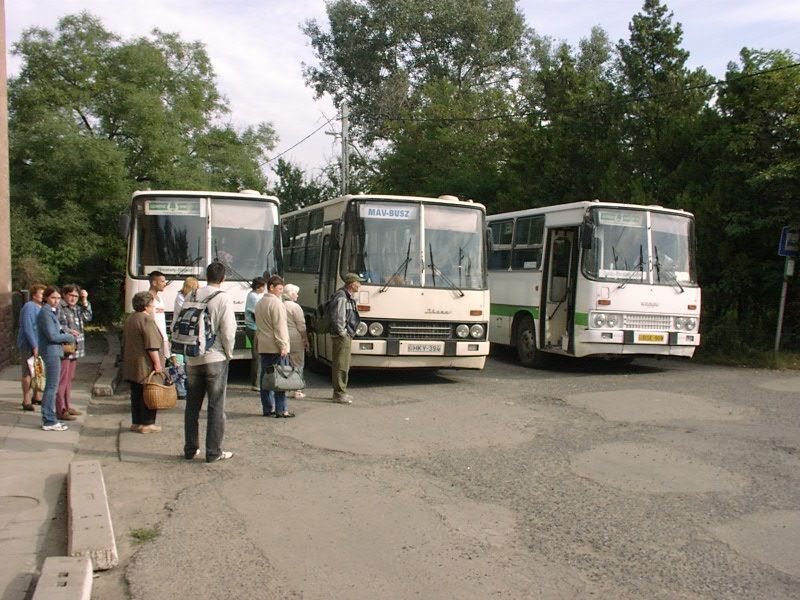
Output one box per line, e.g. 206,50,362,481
487,201,701,367
282,194,490,369
121,189,282,359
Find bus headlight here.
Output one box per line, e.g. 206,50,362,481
469,324,484,339
368,322,384,337
592,313,607,328
685,317,697,331
355,322,368,337
675,317,697,332
606,314,620,328
456,324,470,338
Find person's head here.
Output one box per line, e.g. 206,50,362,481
42,285,61,308
267,275,284,298
343,273,364,294
251,276,266,293
132,291,154,313
148,270,167,293
29,284,46,304
61,284,80,306
207,261,226,284
181,276,199,296
282,283,299,302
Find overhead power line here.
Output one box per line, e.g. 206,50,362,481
263,116,336,165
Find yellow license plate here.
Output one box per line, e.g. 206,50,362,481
638,333,665,343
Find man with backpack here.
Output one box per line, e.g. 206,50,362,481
329,273,363,404
182,261,237,462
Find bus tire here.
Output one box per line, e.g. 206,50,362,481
515,315,547,368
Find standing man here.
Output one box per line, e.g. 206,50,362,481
245,277,266,391
147,270,170,358
183,262,236,462
329,273,363,404
255,275,292,417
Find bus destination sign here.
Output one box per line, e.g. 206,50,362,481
145,199,204,217
360,204,418,220
597,210,644,227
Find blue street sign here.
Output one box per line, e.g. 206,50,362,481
778,226,799,257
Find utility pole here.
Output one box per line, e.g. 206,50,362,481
340,101,349,195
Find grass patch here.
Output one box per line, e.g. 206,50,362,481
130,526,160,544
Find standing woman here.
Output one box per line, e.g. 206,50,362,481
172,276,199,325
121,291,165,433
245,277,266,391
254,275,293,418
171,276,198,399
56,284,92,421
36,286,76,431
17,284,45,411
282,284,309,399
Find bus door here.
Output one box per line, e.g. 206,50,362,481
316,227,339,361
542,229,577,352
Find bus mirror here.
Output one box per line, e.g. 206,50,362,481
332,219,344,249
486,227,494,253
281,224,290,248
118,213,131,238
580,222,593,250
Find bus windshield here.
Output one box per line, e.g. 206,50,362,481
342,200,485,290
582,208,696,284
211,198,280,280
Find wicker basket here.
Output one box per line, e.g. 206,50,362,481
143,370,177,410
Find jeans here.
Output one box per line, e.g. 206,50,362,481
260,353,287,415
184,360,229,462
129,382,157,426
41,353,62,426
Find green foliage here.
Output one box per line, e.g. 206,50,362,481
9,12,277,321
270,158,336,213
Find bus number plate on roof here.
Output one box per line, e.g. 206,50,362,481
637,333,665,343
360,204,418,220
145,199,204,216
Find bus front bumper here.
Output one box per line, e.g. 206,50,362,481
577,329,700,357
349,339,489,369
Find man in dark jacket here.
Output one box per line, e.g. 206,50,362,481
329,273,363,404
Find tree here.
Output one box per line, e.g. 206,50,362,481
270,158,335,213
9,13,277,320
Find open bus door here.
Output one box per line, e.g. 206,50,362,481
314,224,340,364
541,228,578,354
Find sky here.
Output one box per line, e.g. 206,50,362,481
5,1,799,180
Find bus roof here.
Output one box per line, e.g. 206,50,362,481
131,189,281,204
487,200,694,221
283,193,486,218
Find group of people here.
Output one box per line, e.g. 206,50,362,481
122,264,365,462
17,283,93,431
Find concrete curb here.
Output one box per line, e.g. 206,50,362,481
67,461,118,571
91,331,120,397
31,556,92,600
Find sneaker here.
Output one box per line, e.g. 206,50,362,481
139,424,162,434
42,422,69,431
59,412,77,421
332,395,353,404
185,449,200,460
207,451,233,463
67,408,83,416
250,385,260,392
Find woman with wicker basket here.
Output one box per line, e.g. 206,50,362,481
121,291,166,433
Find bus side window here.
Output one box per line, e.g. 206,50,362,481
512,216,544,270
488,219,512,270
304,209,324,272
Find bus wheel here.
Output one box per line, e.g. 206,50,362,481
516,316,546,368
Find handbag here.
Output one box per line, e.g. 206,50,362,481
143,370,177,410
261,363,305,392
62,342,76,355
31,356,47,392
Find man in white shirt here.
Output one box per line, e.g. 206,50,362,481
147,271,170,357
183,261,237,463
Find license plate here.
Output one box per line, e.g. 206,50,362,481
637,333,665,343
407,343,443,353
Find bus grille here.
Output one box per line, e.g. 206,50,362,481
388,322,453,339
623,314,671,330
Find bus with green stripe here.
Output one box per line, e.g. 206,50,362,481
487,201,700,367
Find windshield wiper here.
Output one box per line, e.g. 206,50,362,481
653,246,684,293
617,244,645,289
379,238,413,293
428,243,465,297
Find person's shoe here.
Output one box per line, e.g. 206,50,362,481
294,391,306,399
139,424,162,434
207,451,233,463
275,412,296,418
332,394,353,404
59,412,77,421
130,424,142,432
263,411,276,417
67,408,82,416
32,399,41,405
22,403,35,412
250,385,260,392
42,422,68,431
184,449,200,460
